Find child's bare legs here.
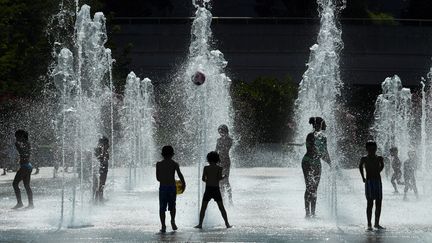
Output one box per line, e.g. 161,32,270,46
195,200,209,228
216,201,231,228
366,199,373,228
170,208,177,230
195,200,231,228
221,180,233,204
391,173,399,193
404,180,410,200
374,199,384,229
159,211,166,232
412,177,419,198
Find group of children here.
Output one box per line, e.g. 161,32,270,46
155,124,234,232
10,130,111,209
387,147,418,200
7,125,420,232
9,125,234,232
156,146,232,233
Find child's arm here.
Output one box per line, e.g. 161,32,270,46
379,157,384,172
176,164,186,191
156,163,160,182
305,133,314,154
322,137,331,165
359,157,366,183
218,167,224,181
202,167,207,182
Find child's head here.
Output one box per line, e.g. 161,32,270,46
309,117,326,131
408,150,415,159
161,145,174,159
390,147,398,156
365,141,377,155
99,136,109,147
218,124,229,137
15,130,29,142
206,151,220,164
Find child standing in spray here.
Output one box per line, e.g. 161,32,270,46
359,141,385,231
156,146,186,233
195,151,231,229
12,130,34,209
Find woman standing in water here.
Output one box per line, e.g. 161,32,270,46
302,117,331,217
216,124,233,204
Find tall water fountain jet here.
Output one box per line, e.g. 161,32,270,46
120,72,156,190
170,0,234,215
372,75,412,165
53,48,76,228
52,4,115,228
419,65,432,193
293,0,345,218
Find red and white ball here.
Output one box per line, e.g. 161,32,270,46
191,71,206,85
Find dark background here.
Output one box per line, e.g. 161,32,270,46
0,0,432,167
2,0,432,98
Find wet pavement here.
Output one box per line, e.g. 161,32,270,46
1,167,431,242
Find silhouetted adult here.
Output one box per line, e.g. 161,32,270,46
12,130,34,209
215,124,233,204
94,136,109,203
302,117,331,217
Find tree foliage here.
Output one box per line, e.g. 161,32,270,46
0,0,57,97
0,0,132,99
232,76,297,145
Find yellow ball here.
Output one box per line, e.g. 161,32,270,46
176,180,184,195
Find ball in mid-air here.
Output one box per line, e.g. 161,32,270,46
191,71,206,85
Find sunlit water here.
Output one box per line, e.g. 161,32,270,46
372,75,411,163
1,167,431,236
292,0,346,218
119,72,156,190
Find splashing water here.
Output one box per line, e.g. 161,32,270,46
52,4,114,228
120,72,156,190
419,64,432,193
179,0,233,160
294,0,345,154
293,0,345,218
167,0,234,217
372,75,412,164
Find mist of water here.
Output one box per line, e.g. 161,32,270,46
119,72,156,190
52,4,114,228
293,0,345,218
166,0,234,218
419,65,432,194
372,75,412,163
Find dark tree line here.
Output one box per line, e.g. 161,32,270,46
0,0,129,100
1,0,431,99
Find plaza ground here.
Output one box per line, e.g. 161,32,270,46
1,167,431,242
